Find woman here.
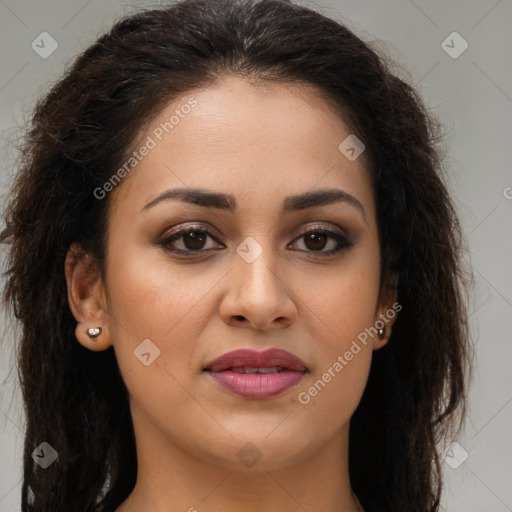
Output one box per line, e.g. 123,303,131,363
1,0,473,511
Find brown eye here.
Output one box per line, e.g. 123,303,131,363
181,230,208,250
303,232,329,251
159,226,224,253
290,228,354,255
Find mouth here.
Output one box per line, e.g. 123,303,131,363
203,348,307,399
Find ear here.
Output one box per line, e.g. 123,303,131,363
64,243,112,351
372,272,400,350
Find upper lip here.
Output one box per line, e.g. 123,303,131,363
204,348,307,372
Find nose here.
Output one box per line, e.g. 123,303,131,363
219,243,297,332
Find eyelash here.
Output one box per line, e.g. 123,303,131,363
157,223,354,257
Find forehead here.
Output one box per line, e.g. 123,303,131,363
107,76,375,220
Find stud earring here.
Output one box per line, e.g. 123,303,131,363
86,327,102,339
378,327,385,338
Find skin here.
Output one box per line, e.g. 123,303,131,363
65,76,397,512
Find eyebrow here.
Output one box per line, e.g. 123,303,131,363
141,187,366,221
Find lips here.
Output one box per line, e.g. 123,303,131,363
204,348,307,399
205,348,307,373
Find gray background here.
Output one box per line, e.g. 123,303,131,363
1,0,511,511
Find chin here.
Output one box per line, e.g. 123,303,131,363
187,425,324,472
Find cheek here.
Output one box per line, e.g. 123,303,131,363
103,244,216,378
293,248,380,414
294,288,376,435
104,257,214,428
306,244,381,346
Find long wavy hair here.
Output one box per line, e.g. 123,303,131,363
1,1,473,511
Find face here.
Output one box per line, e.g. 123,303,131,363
69,76,396,474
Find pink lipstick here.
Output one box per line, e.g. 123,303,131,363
204,348,307,399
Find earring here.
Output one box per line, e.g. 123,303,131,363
86,327,102,339
378,326,385,338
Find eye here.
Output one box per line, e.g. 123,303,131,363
158,225,224,254
289,227,354,255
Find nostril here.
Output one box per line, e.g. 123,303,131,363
234,315,245,321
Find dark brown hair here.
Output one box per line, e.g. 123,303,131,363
1,1,473,511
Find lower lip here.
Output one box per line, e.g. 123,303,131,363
207,370,305,399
